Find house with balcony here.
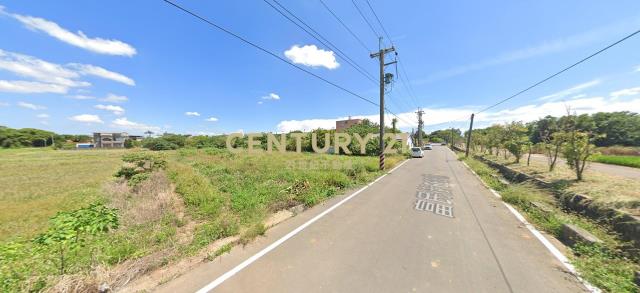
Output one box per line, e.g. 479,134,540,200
93,132,128,148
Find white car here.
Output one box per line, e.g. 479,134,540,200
422,144,432,150
411,147,424,158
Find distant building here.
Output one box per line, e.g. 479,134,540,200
93,132,129,148
76,143,94,149
336,117,363,132
128,135,144,141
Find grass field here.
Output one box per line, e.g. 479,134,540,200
0,147,404,292
589,154,640,169
481,153,640,215
0,148,129,241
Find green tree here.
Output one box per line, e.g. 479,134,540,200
503,122,529,163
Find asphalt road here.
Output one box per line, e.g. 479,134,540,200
158,146,587,293
529,154,640,180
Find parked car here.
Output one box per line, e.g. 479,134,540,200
422,144,432,150
411,147,424,158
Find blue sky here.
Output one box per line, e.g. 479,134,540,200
0,0,639,135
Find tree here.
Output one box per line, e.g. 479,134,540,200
503,122,528,163
562,131,594,181
391,118,398,134
561,111,596,181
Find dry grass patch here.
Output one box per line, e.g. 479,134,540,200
483,154,640,215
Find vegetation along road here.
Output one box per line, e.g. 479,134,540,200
157,146,589,293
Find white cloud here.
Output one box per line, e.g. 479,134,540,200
94,104,125,115
276,95,640,132
0,80,68,93
36,113,49,118
67,63,135,86
100,93,128,103
17,101,46,110
0,49,134,94
261,93,280,100
538,79,601,101
205,117,219,122
2,7,136,56
284,45,339,69
0,101,9,107
257,101,264,105
0,49,87,87
69,114,103,124
636,65,640,72
111,117,160,132
610,87,640,98
69,95,96,100
185,111,200,116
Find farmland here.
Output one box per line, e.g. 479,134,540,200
0,147,403,292
589,154,640,169
0,148,128,241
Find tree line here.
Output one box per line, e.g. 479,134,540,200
464,111,640,181
0,126,91,148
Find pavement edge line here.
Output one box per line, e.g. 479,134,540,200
195,159,410,293
459,159,601,293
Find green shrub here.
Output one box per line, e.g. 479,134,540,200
192,219,239,250
33,203,119,274
128,173,151,187
115,152,167,186
142,138,179,151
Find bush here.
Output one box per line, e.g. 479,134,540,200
115,152,167,186
142,138,178,151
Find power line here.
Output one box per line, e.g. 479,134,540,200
476,28,640,114
162,0,409,124
362,0,421,109
351,0,380,40
318,0,371,53
364,0,393,46
265,0,377,84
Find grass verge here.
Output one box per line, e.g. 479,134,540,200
480,153,640,215
460,155,640,293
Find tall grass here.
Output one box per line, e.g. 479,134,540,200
170,149,403,251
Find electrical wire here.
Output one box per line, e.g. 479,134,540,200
162,0,409,125
351,0,380,40
265,0,377,84
318,0,371,53
476,28,640,114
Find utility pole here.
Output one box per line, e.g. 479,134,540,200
450,128,454,148
370,38,395,170
465,113,475,157
416,108,425,147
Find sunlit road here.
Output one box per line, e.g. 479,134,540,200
157,146,587,293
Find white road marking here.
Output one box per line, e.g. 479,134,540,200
195,159,410,293
460,158,600,292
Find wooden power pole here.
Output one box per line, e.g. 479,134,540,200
416,108,425,147
370,39,395,170
465,113,475,157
